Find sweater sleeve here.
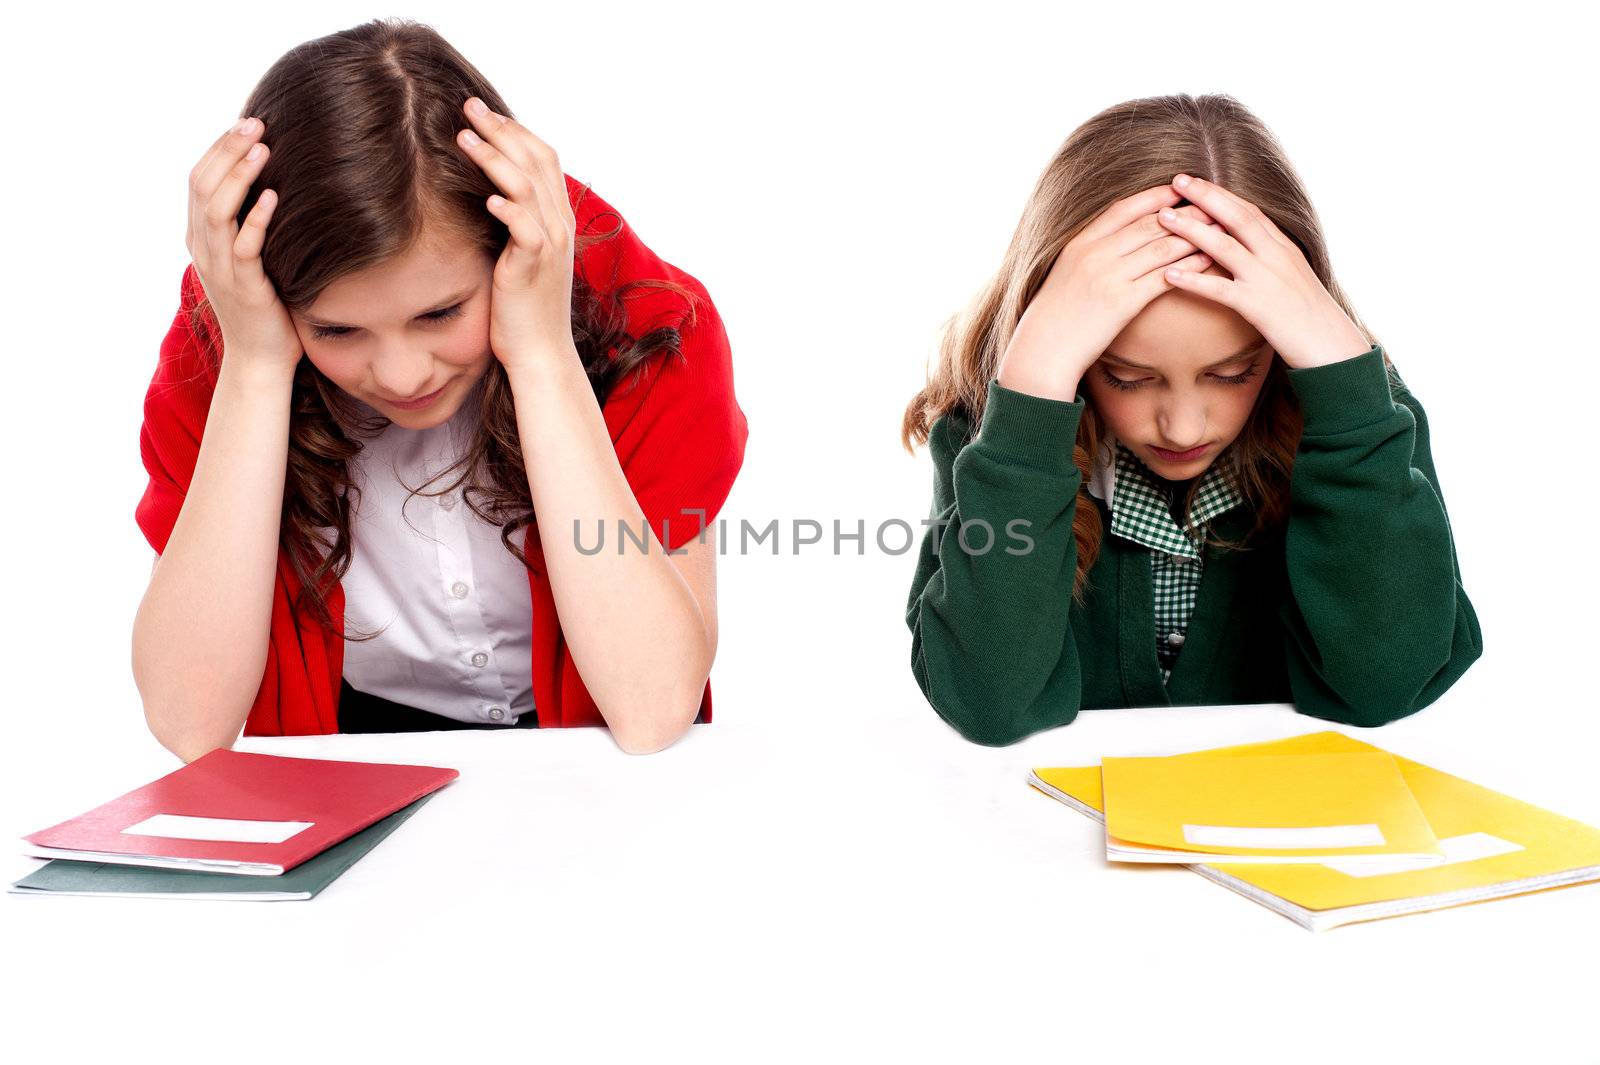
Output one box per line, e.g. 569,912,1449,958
1278,344,1483,726
571,177,749,552
135,263,219,554
906,380,1088,745
603,290,747,552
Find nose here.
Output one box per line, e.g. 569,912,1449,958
1155,397,1208,450
370,343,435,399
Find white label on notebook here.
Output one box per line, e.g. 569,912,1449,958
121,815,314,845
1181,823,1386,849
1324,832,1524,878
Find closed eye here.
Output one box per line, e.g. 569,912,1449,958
309,302,465,342
1097,362,1261,391
1208,364,1260,386
1097,367,1152,392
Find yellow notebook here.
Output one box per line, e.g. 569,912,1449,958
1100,751,1443,866
1031,732,1600,930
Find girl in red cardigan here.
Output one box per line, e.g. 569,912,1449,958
132,19,746,760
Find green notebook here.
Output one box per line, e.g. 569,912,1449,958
8,794,433,901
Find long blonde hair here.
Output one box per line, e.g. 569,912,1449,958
903,93,1385,600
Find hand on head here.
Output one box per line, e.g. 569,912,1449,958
185,117,302,374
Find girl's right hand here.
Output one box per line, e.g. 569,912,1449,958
185,117,302,372
997,184,1219,401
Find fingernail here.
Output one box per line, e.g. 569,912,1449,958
467,97,489,117
1174,174,1191,189
235,117,257,135
460,128,481,146
246,143,263,161
1159,208,1177,221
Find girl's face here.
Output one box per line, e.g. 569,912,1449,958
292,229,496,429
1081,264,1273,480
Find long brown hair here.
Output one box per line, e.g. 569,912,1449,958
187,18,687,635
902,93,1387,601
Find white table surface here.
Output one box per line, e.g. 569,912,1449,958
4,699,1596,1064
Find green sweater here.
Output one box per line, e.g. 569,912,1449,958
905,346,1483,746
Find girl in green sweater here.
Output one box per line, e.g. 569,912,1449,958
902,93,1482,746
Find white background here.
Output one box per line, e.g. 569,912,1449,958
2,1,1597,1061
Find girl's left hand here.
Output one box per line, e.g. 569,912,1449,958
1155,174,1373,370
457,96,579,372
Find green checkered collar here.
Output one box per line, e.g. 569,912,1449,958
1086,439,1244,558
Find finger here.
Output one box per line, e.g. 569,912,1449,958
1177,173,1267,226
1155,206,1252,274
1171,174,1276,254
1077,184,1186,245
232,187,278,266
205,140,270,230
1161,262,1237,307
190,118,264,210
485,194,549,277
1104,203,1215,257
458,124,557,231
464,99,568,224
504,118,572,232
1122,227,1220,279
193,120,268,260
190,120,256,251
1130,250,1211,304
200,140,271,269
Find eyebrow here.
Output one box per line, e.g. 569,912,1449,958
1101,340,1268,372
301,286,476,330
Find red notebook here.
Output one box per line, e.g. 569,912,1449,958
22,750,458,876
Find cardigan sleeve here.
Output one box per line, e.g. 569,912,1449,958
135,263,219,554
1278,345,1484,726
570,177,748,551
905,381,1090,746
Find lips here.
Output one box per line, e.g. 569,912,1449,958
1149,443,1210,462
384,385,447,410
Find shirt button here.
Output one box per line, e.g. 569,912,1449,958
1167,632,1186,648
450,581,470,599
487,706,506,722
470,651,489,668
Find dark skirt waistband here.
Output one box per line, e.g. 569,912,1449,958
337,679,539,733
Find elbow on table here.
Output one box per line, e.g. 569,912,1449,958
610,719,694,756
939,711,1045,748
140,698,240,764
132,629,249,763
1288,594,1485,728
912,645,1070,747
1299,693,1425,730
603,683,707,756
1296,640,1484,729
133,677,236,767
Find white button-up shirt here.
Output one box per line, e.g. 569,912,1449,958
339,381,535,725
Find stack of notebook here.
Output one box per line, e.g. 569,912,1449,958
1030,731,1600,930
11,749,458,900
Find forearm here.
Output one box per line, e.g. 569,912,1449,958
132,357,296,760
506,353,713,753
908,382,1087,745
996,315,1088,403
1280,347,1482,724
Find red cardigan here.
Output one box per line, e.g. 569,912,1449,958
136,177,748,735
